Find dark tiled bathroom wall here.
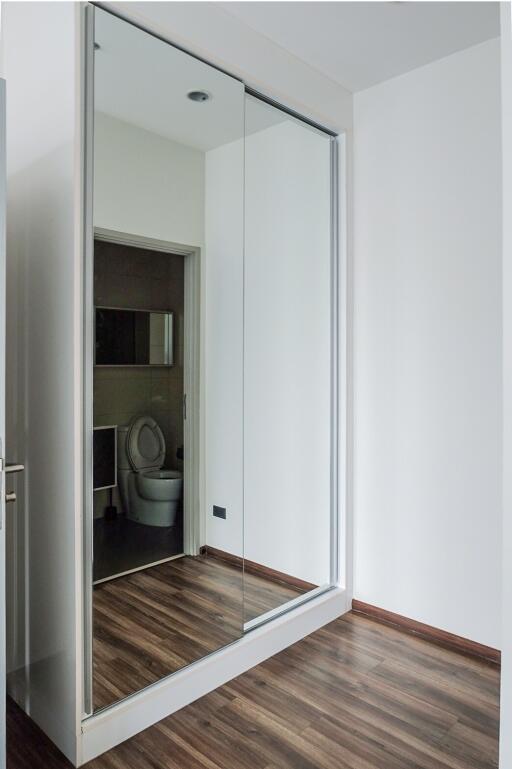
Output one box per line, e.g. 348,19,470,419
93,239,184,519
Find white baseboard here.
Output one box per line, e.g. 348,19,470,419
79,587,348,765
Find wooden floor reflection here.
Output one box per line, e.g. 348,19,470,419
93,554,305,710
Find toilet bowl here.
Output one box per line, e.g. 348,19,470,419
117,416,182,527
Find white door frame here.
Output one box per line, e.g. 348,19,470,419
0,76,23,762
92,226,202,557
500,2,512,767
0,77,6,767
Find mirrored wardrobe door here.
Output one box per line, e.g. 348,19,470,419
88,6,245,713
243,94,335,627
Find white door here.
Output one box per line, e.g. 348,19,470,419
0,76,6,767
0,76,23,766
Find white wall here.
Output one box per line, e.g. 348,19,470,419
94,112,204,247
500,2,512,764
243,118,332,586
353,39,502,648
204,138,244,556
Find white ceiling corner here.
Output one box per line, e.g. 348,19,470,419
217,2,500,92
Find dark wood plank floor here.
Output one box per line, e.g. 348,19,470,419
93,554,304,710
8,611,500,769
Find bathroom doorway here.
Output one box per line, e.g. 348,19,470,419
91,229,200,584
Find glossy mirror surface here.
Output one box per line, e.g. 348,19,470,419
90,6,245,712
243,95,334,626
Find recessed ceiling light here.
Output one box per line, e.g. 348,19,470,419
187,90,211,103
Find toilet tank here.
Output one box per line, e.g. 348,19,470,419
117,424,132,470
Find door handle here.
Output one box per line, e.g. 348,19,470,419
2,461,24,506
5,463,24,474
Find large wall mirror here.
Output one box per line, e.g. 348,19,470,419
85,5,338,716
242,95,335,627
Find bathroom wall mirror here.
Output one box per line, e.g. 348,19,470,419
95,307,174,366
86,6,245,714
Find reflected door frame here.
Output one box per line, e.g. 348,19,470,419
92,226,202,559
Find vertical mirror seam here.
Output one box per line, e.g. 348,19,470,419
330,136,340,588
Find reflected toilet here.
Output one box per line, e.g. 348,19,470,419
117,415,182,527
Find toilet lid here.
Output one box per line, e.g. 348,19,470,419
127,416,166,471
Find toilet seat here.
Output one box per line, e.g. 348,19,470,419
127,416,165,471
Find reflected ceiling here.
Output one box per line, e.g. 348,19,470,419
95,8,284,151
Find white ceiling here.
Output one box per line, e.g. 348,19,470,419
218,2,500,92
